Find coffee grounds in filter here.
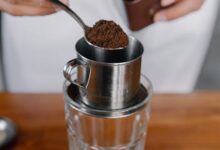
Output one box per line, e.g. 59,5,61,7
86,20,129,49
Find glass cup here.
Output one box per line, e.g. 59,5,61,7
63,75,153,150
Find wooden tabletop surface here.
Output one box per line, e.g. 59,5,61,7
1,92,220,150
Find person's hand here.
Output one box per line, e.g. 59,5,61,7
154,0,205,22
0,0,68,16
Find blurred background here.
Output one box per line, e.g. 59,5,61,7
0,14,3,91
0,2,220,92
196,6,220,90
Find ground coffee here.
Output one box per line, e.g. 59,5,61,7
86,20,129,49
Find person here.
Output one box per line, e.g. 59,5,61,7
0,0,219,93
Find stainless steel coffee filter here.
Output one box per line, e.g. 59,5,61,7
63,36,144,110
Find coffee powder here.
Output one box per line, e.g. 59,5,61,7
86,20,129,49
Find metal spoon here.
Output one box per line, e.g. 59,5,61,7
49,0,102,48
49,0,127,50
0,117,16,149
49,0,90,31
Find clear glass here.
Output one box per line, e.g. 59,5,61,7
63,75,152,150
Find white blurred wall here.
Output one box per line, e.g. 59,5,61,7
0,14,3,91
0,64,3,91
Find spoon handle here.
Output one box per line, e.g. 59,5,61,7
49,0,89,31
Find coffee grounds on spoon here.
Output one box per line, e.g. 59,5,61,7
86,20,129,49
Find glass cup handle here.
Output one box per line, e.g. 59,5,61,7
63,59,90,89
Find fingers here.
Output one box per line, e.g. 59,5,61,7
0,0,69,16
161,0,179,7
154,0,204,22
5,0,55,9
0,0,56,16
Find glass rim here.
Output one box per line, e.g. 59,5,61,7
63,74,153,118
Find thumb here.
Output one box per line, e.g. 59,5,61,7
154,0,204,22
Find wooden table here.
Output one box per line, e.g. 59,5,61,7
1,92,220,150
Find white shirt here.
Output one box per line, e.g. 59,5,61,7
2,0,219,93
